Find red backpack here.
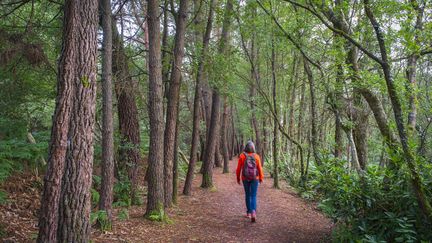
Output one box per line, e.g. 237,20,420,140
242,152,258,180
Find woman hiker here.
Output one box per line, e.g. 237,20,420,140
236,141,264,223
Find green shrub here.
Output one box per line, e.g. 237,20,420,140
113,175,132,207
91,188,100,208
294,155,432,242
0,132,48,182
90,210,111,231
118,208,129,221
0,190,7,205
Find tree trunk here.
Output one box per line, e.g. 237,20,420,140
406,1,424,132
172,111,180,204
303,57,321,166
271,37,279,189
363,0,432,221
230,104,236,159
215,136,223,167
99,0,114,226
352,97,369,170
37,0,98,242
334,113,343,158
297,78,306,178
183,0,216,195
262,118,268,166
347,129,362,173
222,97,230,173
112,21,141,204
333,61,344,158
161,0,171,99
201,90,221,188
201,0,233,188
163,0,189,207
287,57,298,159
248,18,261,156
145,0,165,216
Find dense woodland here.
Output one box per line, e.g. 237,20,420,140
0,0,432,241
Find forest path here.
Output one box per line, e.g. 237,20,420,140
93,158,333,242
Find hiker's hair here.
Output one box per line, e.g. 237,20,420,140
244,141,255,153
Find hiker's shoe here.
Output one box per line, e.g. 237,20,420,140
246,213,251,218
251,211,256,223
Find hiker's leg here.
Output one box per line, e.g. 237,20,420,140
250,179,259,212
243,180,251,213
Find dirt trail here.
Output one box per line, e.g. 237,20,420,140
0,158,332,242
93,158,333,242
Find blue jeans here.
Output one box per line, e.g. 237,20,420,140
243,179,259,213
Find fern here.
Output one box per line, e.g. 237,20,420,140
0,190,7,205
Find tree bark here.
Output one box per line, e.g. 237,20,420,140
161,0,171,99
201,90,221,188
172,111,180,204
297,78,306,178
406,1,424,132
37,0,98,242
271,37,279,189
352,96,369,170
347,129,361,173
222,97,230,173
303,57,321,166
262,118,268,166
183,0,216,195
230,104,237,159
112,21,141,203
163,0,189,207
99,0,114,225
287,57,298,163
145,0,165,215
332,60,344,159
215,136,223,167
363,0,432,221
201,0,233,188
251,86,261,156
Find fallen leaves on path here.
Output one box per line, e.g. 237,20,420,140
0,159,333,242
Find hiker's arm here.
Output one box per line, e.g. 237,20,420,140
236,154,243,184
257,156,264,183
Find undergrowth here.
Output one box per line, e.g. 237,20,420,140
286,155,432,242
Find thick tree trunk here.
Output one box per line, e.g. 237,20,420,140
201,91,221,188
163,0,189,207
112,22,141,203
37,0,98,242
352,96,369,170
183,0,216,195
145,0,165,216
99,0,114,225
